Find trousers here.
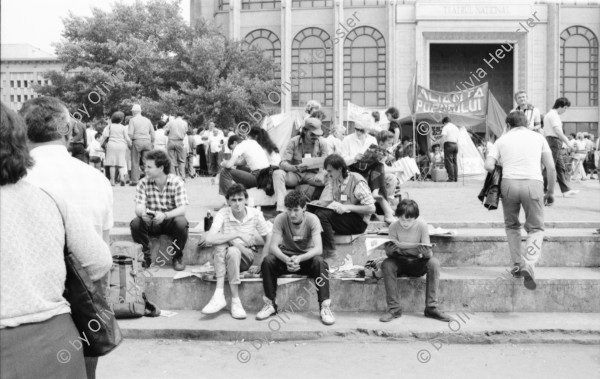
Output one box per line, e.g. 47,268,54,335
382,257,440,313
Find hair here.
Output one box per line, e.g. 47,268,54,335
376,130,394,145
372,111,380,122
18,96,69,143
576,132,584,139
157,120,166,130
324,154,348,178
284,190,308,209
310,110,326,121
249,126,279,154
514,90,527,101
401,136,411,143
431,143,440,151
385,107,399,119
305,100,321,115
552,97,571,109
228,134,241,150
145,149,171,174
95,132,102,139
225,183,248,200
584,134,591,139
442,116,451,124
111,111,124,124
395,199,420,219
506,111,528,128
176,110,186,117
1,102,34,185
570,133,576,139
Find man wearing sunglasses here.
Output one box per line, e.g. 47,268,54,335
272,118,329,213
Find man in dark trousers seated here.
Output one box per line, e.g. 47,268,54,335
130,150,189,271
310,154,376,260
379,199,453,323
257,190,335,325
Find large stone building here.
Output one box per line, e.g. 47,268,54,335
191,0,599,137
0,44,63,111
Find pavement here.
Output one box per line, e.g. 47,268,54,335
111,175,600,224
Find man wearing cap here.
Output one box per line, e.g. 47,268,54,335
129,104,155,185
272,117,329,213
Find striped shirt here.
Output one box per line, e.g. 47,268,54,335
210,207,271,246
134,174,189,212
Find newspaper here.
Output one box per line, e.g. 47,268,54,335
301,157,326,170
365,237,433,256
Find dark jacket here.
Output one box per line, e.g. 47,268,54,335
478,165,502,210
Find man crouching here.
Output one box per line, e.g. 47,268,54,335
257,190,335,325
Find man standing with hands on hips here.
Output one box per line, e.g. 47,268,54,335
485,111,556,290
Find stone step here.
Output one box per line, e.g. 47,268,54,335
138,266,600,312
117,310,600,344
109,228,600,267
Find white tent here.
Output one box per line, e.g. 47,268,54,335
456,126,486,177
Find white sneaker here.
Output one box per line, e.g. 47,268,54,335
201,294,227,314
231,298,247,319
563,190,580,198
320,299,335,325
256,299,276,321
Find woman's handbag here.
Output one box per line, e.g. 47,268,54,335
101,125,111,151
44,190,123,357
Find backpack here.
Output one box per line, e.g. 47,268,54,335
106,241,146,318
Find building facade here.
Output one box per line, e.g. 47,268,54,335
0,44,65,111
193,0,599,136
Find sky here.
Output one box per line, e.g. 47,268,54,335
1,0,191,55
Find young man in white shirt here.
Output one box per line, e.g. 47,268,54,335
514,90,541,132
207,121,225,176
542,97,579,197
201,184,272,319
219,129,270,196
440,117,459,182
485,111,556,290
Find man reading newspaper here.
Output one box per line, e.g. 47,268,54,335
379,199,453,323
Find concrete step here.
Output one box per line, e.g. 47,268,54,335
109,228,600,267
117,310,600,344
139,266,600,312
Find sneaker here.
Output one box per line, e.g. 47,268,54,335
563,190,579,198
510,264,522,278
424,307,454,322
520,264,537,290
320,300,335,325
201,294,227,314
231,298,247,319
256,301,277,321
379,310,402,322
172,258,186,271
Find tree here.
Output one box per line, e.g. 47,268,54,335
37,0,280,128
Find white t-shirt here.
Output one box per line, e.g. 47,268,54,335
267,151,281,166
572,139,587,153
543,109,562,138
155,129,168,149
488,127,551,182
208,129,225,152
231,140,270,171
325,135,343,155
26,145,114,235
514,105,541,131
223,131,236,154
341,133,377,159
441,122,459,143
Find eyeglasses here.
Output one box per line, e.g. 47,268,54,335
355,128,365,133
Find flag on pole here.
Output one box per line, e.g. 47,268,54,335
407,62,418,120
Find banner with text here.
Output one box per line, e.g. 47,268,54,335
415,82,488,117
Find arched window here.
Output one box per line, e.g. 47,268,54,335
343,26,386,107
242,29,281,81
292,27,334,107
560,26,598,106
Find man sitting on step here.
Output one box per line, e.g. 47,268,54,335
130,150,189,271
310,154,376,261
257,190,335,325
379,199,453,323
201,184,272,319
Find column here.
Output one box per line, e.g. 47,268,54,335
281,0,292,113
546,3,559,110
334,0,344,126
229,0,241,40
387,0,397,107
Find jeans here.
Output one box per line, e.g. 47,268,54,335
500,179,544,268
209,152,221,175
311,209,367,252
213,244,254,285
443,142,458,181
273,169,323,212
131,139,152,183
219,167,260,196
130,216,189,260
382,257,440,313
544,137,571,193
260,254,330,309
